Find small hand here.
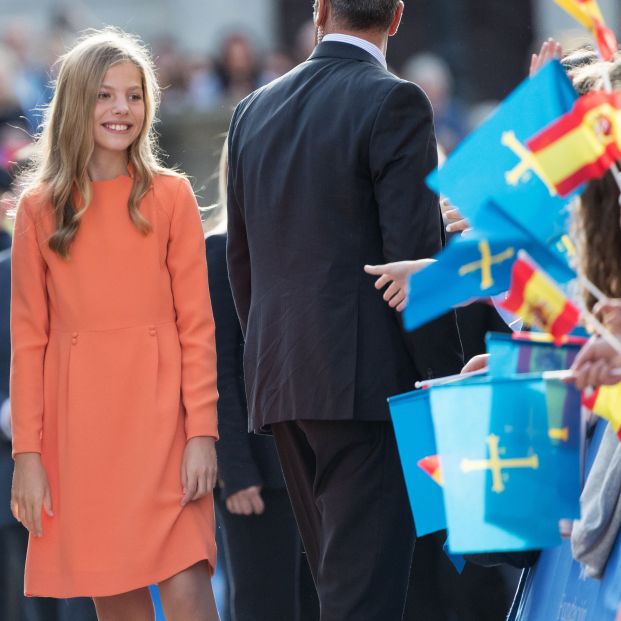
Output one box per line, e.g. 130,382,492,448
225,485,265,515
461,353,490,374
593,298,621,334
443,206,471,234
181,437,218,506
570,336,621,391
11,453,53,537
364,260,435,312
529,38,563,77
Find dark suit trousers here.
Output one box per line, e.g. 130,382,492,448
273,420,415,621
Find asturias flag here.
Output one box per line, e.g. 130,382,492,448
500,252,580,340
403,232,518,330
427,61,578,250
526,91,621,197
554,0,618,61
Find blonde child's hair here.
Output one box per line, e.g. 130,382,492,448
19,27,170,258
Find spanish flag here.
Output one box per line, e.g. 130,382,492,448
555,0,618,60
582,383,621,439
418,455,443,487
526,91,621,197
500,252,581,340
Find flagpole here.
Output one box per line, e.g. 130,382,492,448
542,368,621,381
578,274,608,303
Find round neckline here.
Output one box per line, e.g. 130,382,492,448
90,173,132,185
89,162,135,184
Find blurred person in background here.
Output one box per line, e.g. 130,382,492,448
153,36,193,115
2,21,51,132
213,34,263,103
206,144,318,621
294,21,317,63
402,53,467,153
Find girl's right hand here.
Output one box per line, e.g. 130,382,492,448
11,453,53,537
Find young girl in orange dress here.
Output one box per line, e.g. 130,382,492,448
10,28,220,621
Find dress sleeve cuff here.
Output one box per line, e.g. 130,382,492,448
12,440,42,459
185,418,219,442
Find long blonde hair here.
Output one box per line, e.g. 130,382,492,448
19,27,167,258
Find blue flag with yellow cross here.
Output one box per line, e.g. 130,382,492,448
403,198,575,331
403,223,520,331
429,374,581,554
427,60,579,253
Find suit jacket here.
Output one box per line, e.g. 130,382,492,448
206,233,284,495
0,248,13,527
227,41,463,433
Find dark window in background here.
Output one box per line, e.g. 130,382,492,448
277,0,534,104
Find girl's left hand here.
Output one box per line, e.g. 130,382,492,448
181,436,218,506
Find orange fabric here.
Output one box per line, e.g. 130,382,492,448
10,173,218,597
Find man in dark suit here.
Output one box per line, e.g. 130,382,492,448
227,1,463,619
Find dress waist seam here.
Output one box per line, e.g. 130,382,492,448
48,319,176,334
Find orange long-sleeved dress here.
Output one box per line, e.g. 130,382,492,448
10,173,218,598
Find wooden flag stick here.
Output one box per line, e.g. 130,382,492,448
542,368,621,381
578,274,609,303
414,367,488,390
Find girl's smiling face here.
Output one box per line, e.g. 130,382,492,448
92,61,145,161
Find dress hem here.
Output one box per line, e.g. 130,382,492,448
25,550,216,599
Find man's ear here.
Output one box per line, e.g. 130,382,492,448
314,0,329,29
388,1,405,37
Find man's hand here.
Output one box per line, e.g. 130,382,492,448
11,453,53,537
364,260,435,312
225,485,265,515
529,38,563,77
181,437,218,506
570,336,621,391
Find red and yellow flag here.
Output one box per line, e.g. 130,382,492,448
526,91,621,196
500,253,580,340
582,383,621,439
418,455,443,487
555,0,618,60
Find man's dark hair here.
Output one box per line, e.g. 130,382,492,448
327,0,400,31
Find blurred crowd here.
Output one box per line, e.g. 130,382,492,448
0,10,478,192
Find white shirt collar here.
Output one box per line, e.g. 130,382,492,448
322,34,387,70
